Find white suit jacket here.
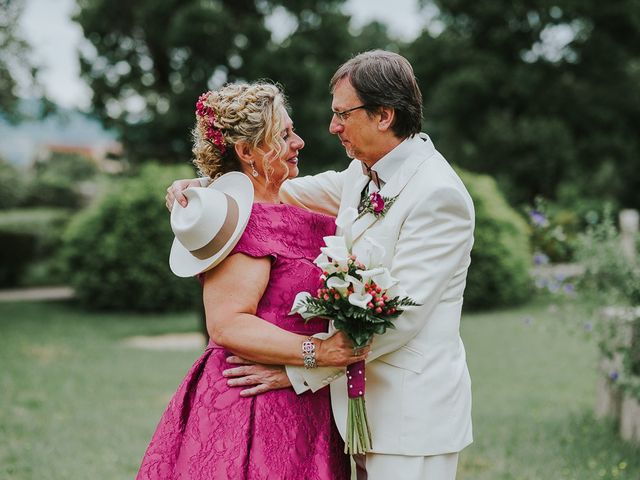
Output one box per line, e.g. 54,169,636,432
281,133,474,456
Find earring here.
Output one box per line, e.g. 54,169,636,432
250,162,259,178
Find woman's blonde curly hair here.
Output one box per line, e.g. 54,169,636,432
192,82,289,184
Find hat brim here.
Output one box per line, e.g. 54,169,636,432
169,172,254,277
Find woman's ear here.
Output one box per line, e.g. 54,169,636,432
377,106,395,132
234,141,255,163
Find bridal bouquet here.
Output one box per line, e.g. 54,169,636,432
290,208,418,454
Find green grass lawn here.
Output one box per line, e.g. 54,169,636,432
1,299,639,479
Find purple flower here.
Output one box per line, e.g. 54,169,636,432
535,277,548,289
583,321,593,332
609,370,619,381
529,210,549,228
533,252,550,266
369,192,385,214
548,281,560,293
564,283,575,294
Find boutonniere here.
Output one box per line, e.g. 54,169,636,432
358,191,398,220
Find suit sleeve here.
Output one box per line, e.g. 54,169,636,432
288,185,474,392
279,169,346,216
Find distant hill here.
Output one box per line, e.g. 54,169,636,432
0,99,117,168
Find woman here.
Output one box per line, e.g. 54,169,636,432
137,82,364,479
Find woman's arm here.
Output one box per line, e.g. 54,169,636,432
204,252,366,367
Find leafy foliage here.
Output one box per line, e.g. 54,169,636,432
62,164,200,311
23,152,99,208
0,158,27,209
458,168,532,309
406,0,640,208
73,0,380,171
575,212,640,399
0,207,72,287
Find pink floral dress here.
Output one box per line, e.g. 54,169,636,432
136,203,349,480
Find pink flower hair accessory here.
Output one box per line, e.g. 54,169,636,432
196,92,227,155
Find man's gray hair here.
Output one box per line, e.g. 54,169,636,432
330,50,423,138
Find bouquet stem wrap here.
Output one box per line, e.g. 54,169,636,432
345,359,372,454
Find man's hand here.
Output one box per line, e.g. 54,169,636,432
165,178,203,211
223,356,292,397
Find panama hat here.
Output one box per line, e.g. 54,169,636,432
169,172,254,277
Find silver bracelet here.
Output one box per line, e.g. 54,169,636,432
302,337,317,369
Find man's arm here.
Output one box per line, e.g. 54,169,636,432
204,253,368,367
165,165,349,214
279,165,352,216
288,185,474,391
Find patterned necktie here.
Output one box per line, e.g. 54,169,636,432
358,184,369,213
361,162,381,189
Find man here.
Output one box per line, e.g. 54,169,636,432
167,50,474,479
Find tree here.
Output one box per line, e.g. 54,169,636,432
0,0,39,121
405,0,640,208
74,0,386,171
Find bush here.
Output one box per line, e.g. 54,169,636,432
0,208,72,287
575,213,640,399
457,168,532,310
0,231,37,287
62,163,200,311
526,197,581,263
24,152,100,208
0,158,27,209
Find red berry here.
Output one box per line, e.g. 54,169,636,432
375,307,382,314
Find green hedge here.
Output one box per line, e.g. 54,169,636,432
0,208,72,287
458,169,532,309
62,163,200,311
60,163,530,312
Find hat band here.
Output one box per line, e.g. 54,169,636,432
190,194,240,260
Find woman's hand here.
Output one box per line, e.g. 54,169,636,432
315,331,370,367
165,178,203,211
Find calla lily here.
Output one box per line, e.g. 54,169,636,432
355,267,386,284
320,235,350,269
313,252,335,272
290,291,314,318
371,269,399,291
385,282,408,299
353,236,386,268
348,292,373,309
345,274,365,295
336,207,358,248
326,276,351,295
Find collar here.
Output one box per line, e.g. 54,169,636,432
362,134,425,186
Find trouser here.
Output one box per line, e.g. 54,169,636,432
354,452,459,480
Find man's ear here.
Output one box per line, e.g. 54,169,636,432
377,106,395,132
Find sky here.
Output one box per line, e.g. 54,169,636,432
18,0,430,110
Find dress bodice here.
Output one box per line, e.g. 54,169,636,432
229,202,336,335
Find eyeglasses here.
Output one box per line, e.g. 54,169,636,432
331,104,371,123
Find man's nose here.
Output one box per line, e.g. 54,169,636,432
329,116,342,135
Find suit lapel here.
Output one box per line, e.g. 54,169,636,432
351,137,434,243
